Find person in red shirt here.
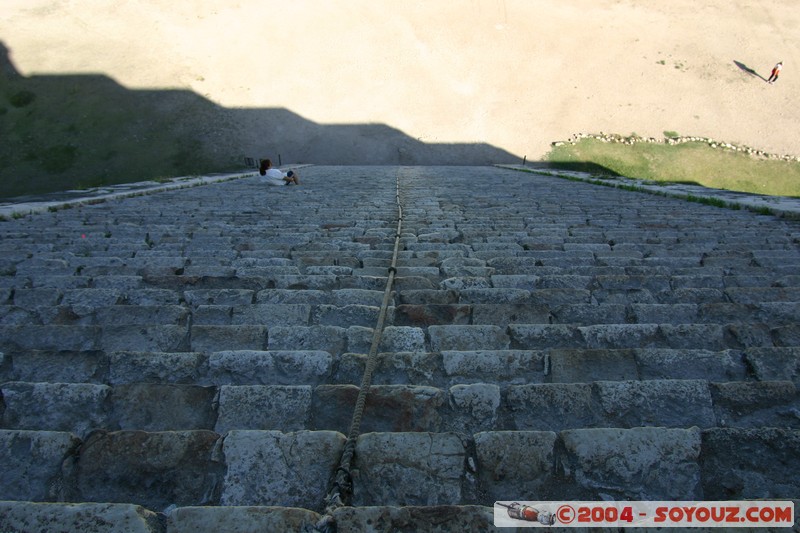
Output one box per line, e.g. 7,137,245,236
767,61,783,84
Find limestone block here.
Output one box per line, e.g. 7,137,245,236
12,288,62,308
0,325,100,352
352,432,466,506
506,383,600,431
109,351,206,385
745,347,800,385
447,384,501,432
398,289,459,305
458,288,530,305
441,350,545,385
635,348,748,381
68,430,223,510
311,384,444,433
440,257,492,278
709,381,800,428
220,430,344,509
475,431,557,500
334,351,443,386
429,325,510,351
395,304,471,326
332,288,386,306
184,289,255,307
727,325,774,353
94,305,189,326
101,325,190,352
112,384,217,431
529,288,592,306
379,326,426,352
773,324,800,348
256,289,329,305
0,502,164,533
440,277,492,291
560,427,702,500
215,385,312,433
62,288,122,316
490,275,541,290
191,325,268,352
472,303,551,326
0,430,81,501
6,350,104,385
2,382,110,436
207,350,332,385
232,304,311,326
273,275,339,291
596,379,715,428
508,324,582,350
313,304,381,327
332,505,497,533
549,349,638,383
123,288,180,305
579,324,661,349
168,505,320,533
701,428,800,499
268,325,346,356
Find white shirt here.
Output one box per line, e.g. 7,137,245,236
262,168,287,186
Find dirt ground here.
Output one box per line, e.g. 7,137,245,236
2,0,798,163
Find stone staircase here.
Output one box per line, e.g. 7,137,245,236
1,166,798,532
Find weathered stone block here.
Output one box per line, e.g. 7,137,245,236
508,324,582,350
207,350,332,385
429,325,510,351
579,324,661,349
596,379,715,428
0,502,164,533
168,505,320,533
215,385,312,433
447,384,501,432
475,431,557,500
331,505,496,533
635,348,748,381
2,382,110,436
112,384,217,431
268,325,346,356
506,383,600,431
220,430,344,509
549,349,638,383
441,350,545,385
701,428,800,499
745,347,800,385
560,427,702,500
102,325,190,352
66,430,222,510
0,430,81,501
710,381,800,428
109,351,207,385
352,432,466,506
191,325,267,352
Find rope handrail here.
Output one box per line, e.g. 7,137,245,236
316,172,404,532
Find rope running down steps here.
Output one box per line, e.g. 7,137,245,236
316,171,405,532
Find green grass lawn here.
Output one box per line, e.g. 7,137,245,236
547,138,800,198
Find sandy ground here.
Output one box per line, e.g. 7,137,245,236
2,0,798,162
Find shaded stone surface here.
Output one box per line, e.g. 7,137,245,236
220,430,344,510
65,430,223,511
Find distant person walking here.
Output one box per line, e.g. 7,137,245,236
767,61,783,84
259,159,300,185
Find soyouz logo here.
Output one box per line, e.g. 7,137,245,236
494,501,795,528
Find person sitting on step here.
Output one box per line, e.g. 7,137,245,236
259,158,300,186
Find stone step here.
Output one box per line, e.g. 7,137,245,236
4,347,798,388
4,427,798,512
4,380,796,436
